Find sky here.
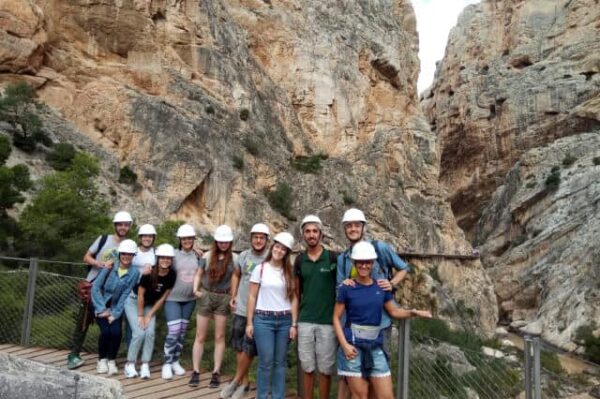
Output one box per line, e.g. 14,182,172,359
413,0,481,93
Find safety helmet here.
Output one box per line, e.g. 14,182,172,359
273,232,294,250
300,215,322,232
342,208,367,224
138,224,157,236
155,243,175,257
350,241,377,261
113,211,133,224
214,225,234,242
118,239,138,254
176,224,196,238
250,223,270,237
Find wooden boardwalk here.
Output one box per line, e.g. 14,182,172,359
0,344,275,398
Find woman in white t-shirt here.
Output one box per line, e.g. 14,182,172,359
246,232,298,399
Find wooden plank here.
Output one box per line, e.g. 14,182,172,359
0,345,25,353
18,348,59,359
126,375,211,399
25,350,70,363
7,346,45,356
0,344,19,351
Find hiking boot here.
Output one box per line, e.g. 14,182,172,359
96,358,108,374
231,384,250,399
161,363,173,380
188,371,200,387
208,372,220,388
107,360,118,375
67,354,84,370
140,363,151,379
171,360,186,376
220,381,238,398
124,362,138,378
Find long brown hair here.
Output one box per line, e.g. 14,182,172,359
150,256,172,291
208,241,233,284
264,243,295,300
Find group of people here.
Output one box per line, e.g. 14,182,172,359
65,208,432,399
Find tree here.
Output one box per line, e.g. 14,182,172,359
155,220,184,247
0,82,50,152
0,135,10,164
46,143,77,171
0,164,32,212
18,152,112,260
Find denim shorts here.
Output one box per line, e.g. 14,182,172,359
337,346,390,378
229,314,257,357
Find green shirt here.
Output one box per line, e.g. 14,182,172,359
295,249,337,325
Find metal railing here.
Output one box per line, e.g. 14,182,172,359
0,255,591,398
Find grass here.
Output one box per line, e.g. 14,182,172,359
545,167,560,191
291,154,326,174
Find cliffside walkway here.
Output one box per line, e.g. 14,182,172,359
0,344,272,398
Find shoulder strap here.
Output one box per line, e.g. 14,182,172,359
371,240,391,280
92,234,109,258
328,250,338,265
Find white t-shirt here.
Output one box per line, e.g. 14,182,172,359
250,262,292,312
132,247,156,275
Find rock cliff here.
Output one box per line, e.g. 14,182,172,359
424,0,600,349
0,0,497,332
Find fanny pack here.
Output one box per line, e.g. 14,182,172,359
350,324,381,341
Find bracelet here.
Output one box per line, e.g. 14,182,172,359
291,323,298,327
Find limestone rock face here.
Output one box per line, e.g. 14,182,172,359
477,133,600,350
422,0,600,237
0,0,497,332
0,353,125,398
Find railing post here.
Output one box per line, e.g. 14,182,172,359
396,318,410,399
532,337,542,399
524,335,532,399
20,258,38,346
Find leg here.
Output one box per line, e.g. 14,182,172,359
337,379,350,399
253,314,275,399
369,376,394,399
174,300,196,363
163,301,182,364
141,308,156,363
107,317,123,360
315,324,336,398
192,314,210,372
213,314,227,373
70,299,93,356
271,316,292,399
125,296,144,363
346,377,369,399
297,323,317,399
96,317,110,359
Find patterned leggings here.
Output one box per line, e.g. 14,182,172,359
163,300,195,364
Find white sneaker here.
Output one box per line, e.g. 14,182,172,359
96,358,108,374
161,363,173,380
124,362,138,378
140,363,151,379
107,360,118,375
171,361,186,376
220,381,238,398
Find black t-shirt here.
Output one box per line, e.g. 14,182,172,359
139,269,176,306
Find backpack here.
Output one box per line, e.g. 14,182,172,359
86,234,109,274
293,249,338,296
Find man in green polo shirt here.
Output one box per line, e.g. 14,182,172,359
294,215,338,399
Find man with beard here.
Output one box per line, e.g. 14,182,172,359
220,223,270,399
66,211,133,370
294,215,338,399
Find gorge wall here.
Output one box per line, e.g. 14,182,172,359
0,0,497,332
424,0,600,350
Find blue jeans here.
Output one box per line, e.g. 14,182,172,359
97,316,122,360
253,313,292,399
124,295,156,363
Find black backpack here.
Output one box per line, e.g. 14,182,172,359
293,249,338,296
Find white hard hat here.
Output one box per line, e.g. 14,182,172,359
176,224,196,238
342,208,367,224
214,225,234,242
113,211,133,223
350,241,377,261
138,224,157,236
250,223,270,237
118,239,138,254
300,215,322,231
273,232,294,250
155,243,175,257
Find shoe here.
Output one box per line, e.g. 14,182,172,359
67,354,85,370
140,363,151,379
161,363,173,380
208,372,220,388
107,360,118,375
124,362,138,378
171,360,186,376
188,371,200,387
231,385,250,399
220,381,238,398
96,358,108,374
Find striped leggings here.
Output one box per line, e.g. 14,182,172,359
163,300,195,364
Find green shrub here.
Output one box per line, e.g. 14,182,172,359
526,181,536,189
341,190,356,205
0,164,32,211
562,153,576,167
205,104,215,114
201,234,214,246
593,157,600,166
429,265,441,283
0,135,10,165
46,143,77,171
291,154,325,174
540,350,564,374
267,182,294,219
575,323,600,363
232,155,244,170
119,165,138,185
155,220,184,246
239,108,250,121
545,168,560,191
243,136,261,156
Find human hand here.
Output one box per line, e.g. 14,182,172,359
194,290,203,298
342,279,355,287
143,265,152,275
138,316,146,329
229,297,237,310
343,344,358,360
413,309,433,319
377,279,393,291
289,326,297,340
245,324,254,339
97,310,110,318
108,315,115,324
